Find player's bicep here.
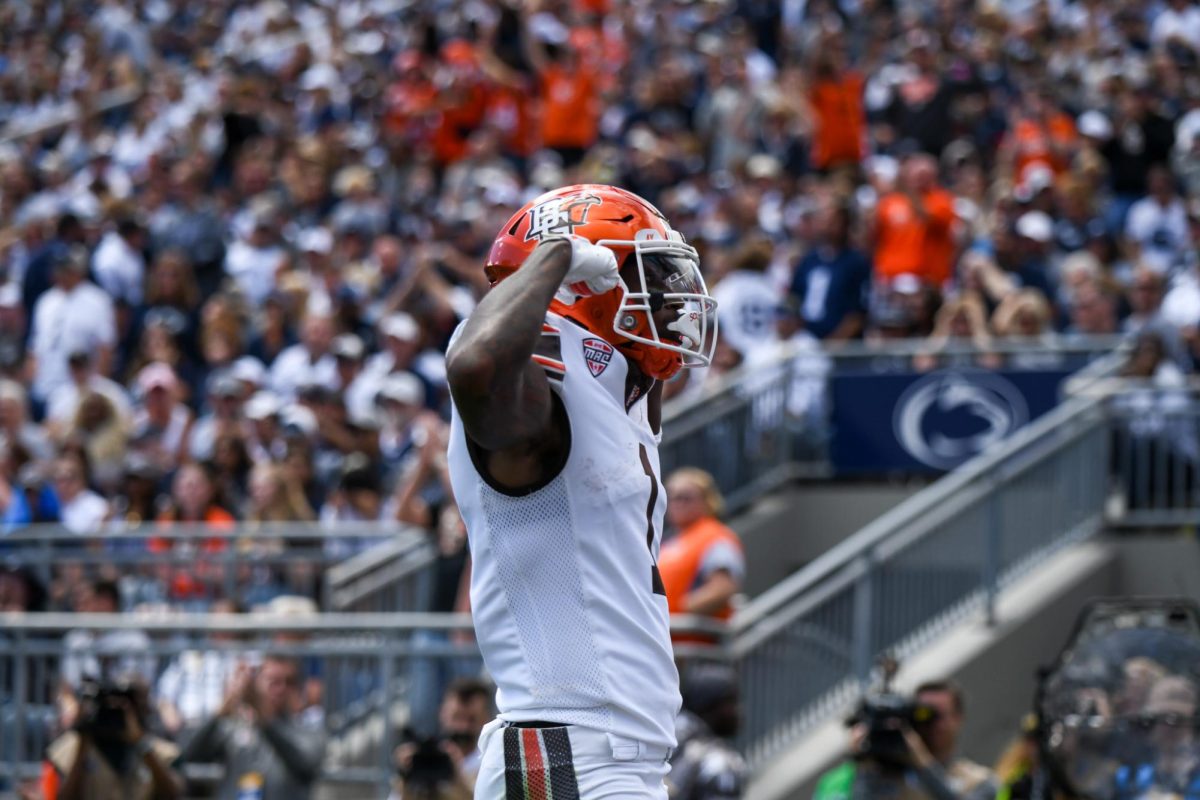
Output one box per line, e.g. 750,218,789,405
448,350,556,453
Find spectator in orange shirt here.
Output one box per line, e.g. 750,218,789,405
658,469,745,625
999,86,1078,182
528,37,600,166
873,154,959,288
808,33,866,173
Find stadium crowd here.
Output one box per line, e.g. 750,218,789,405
1,0,1199,564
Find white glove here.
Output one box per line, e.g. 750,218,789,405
551,235,619,305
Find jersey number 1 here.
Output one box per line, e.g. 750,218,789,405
638,445,667,596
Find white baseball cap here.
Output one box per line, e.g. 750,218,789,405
1015,210,1055,243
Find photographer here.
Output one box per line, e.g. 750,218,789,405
41,678,182,800
813,680,998,800
390,678,494,800
178,655,326,800
668,665,749,800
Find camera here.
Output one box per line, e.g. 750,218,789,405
397,730,457,791
848,657,940,770
76,677,138,740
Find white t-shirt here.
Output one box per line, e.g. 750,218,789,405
269,345,338,400
30,283,117,401
448,313,681,750
92,230,145,306
59,490,110,535
1151,5,1200,50
46,375,134,428
1125,196,1192,274
223,239,285,306
711,271,781,366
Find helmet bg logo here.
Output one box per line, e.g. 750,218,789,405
523,195,602,242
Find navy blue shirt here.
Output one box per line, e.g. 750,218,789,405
790,246,871,339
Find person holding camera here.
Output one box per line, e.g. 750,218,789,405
667,665,748,800
41,678,182,800
177,655,326,800
390,678,494,800
813,680,998,800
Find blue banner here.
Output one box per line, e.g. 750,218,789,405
829,367,1074,474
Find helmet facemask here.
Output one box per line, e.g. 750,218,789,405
598,234,718,376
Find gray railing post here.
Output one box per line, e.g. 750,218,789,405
13,633,28,769
851,551,876,685
379,639,397,797
983,480,1003,627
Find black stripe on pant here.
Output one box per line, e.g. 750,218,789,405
541,727,580,800
503,726,525,799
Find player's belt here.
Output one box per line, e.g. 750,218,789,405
503,724,580,800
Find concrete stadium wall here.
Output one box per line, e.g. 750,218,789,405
733,482,926,598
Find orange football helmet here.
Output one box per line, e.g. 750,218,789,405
486,184,718,381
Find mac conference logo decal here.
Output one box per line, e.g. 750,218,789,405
892,370,1029,470
582,337,614,377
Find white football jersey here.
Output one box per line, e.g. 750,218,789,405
448,312,681,750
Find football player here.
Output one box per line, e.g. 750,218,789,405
445,184,718,799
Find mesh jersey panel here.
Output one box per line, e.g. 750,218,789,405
479,472,612,732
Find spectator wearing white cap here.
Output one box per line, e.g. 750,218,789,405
375,371,426,473
130,362,194,473
331,333,378,424
1010,211,1059,300
230,355,267,396
268,311,338,401
364,312,434,407
223,199,287,306
29,245,117,404
189,372,248,462
245,390,287,463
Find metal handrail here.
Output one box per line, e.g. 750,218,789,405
732,389,1108,632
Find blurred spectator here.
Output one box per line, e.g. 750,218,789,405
1124,165,1194,275
269,311,337,402
913,293,1001,372
156,598,247,736
42,678,182,800
46,351,133,443
668,665,748,800
812,680,999,800
29,246,116,407
50,454,109,535
92,214,147,309
392,677,493,800
130,363,193,474
60,579,153,688
872,154,959,289
713,237,782,365
178,655,326,800
790,195,871,340
808,33,867,174
660,469,745,625
247,462,315,524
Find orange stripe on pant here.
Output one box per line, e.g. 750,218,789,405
522,728,549,800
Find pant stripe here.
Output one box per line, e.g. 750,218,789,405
521,728,549,799
503,727,525,799
542,727,581,800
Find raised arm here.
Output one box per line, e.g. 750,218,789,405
446,238,571,453
446,237,617,455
